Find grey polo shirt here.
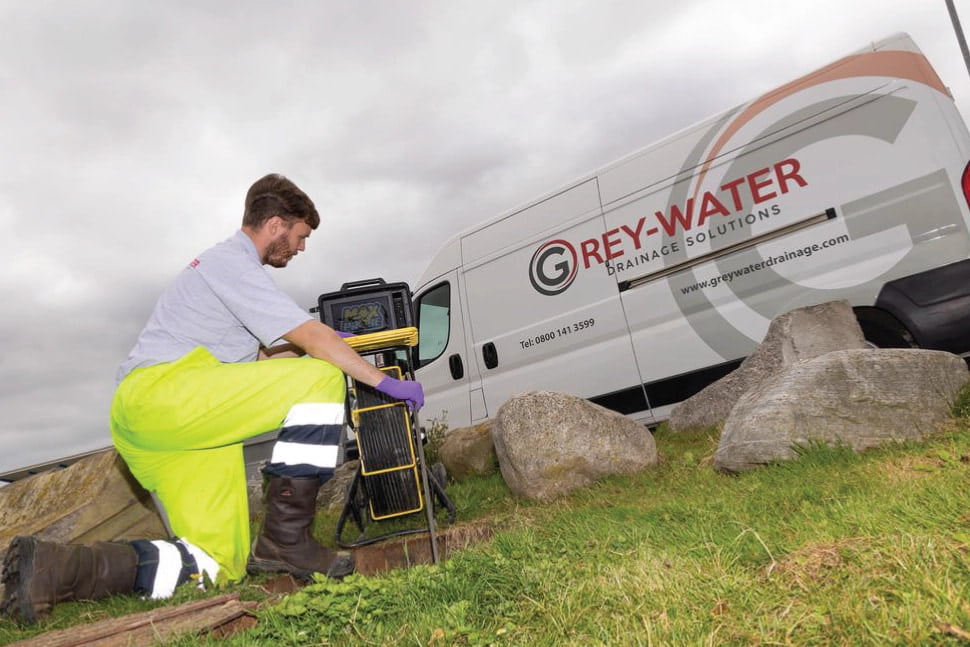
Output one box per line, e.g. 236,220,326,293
117,230,313,382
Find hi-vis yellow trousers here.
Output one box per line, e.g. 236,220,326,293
110,347,346,583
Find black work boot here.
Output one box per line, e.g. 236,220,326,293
247,475,354,581
0,535,138,624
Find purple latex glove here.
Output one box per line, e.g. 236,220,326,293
375,376,425,410
335,330,356,338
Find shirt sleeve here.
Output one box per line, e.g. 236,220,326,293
199,261,313,348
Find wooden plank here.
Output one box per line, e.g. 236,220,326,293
6,593,258,647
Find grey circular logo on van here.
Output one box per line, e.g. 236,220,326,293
529,239,578,295
669,95,918,358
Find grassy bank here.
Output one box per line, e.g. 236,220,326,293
5,401,970,645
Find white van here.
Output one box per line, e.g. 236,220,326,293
411,33,970,430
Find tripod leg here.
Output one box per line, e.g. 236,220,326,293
336,468,368,548
427,466,457,524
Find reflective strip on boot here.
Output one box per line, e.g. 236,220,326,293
130,539,220,599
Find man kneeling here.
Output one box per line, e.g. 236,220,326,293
1,173,423,624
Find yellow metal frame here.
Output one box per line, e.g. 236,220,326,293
351,402,417,475
349,364,424,520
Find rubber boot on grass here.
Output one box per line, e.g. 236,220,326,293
248,475,354,581
0,535,138,624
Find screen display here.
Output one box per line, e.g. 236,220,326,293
330,297,390,334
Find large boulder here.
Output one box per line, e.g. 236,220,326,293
0,449,169,576
438,421,498,481
669,300,868,432
714,349,969,472
491,391,658,501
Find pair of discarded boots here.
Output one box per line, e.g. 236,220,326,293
0,476,352,624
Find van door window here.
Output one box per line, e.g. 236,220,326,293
416,282,450,368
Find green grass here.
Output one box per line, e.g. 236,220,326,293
6,406,970,645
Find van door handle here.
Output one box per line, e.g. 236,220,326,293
448,353,464,380
482,342,498,369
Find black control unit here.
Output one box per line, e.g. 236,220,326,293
316,278,414,336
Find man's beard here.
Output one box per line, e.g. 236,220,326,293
264,233,295,268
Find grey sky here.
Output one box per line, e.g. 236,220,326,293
2,0,969,473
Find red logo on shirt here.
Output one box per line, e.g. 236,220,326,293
189,259,200,268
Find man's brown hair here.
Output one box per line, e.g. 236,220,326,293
243,174,320,230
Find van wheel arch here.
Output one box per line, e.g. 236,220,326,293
853,307,918,349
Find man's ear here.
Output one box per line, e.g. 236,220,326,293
265,215,285,235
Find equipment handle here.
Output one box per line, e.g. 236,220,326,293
339,277,387,290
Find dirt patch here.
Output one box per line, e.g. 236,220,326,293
352,520,495,575
769,537,868,590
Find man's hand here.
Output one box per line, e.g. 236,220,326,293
375,376,425,410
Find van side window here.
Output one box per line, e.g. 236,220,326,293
416,282,450,368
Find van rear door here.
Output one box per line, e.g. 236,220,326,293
601,35,970,419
